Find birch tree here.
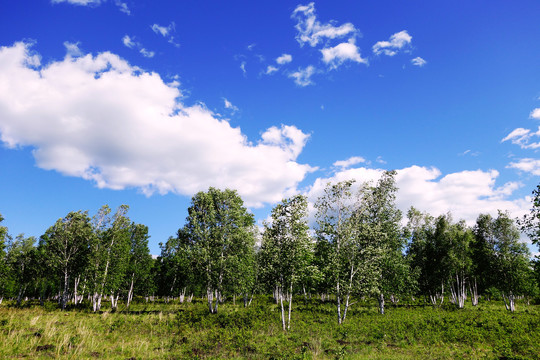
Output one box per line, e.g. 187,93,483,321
6,234,37,306
42,211,93,310
493,211,531,311
88,205,131,312
360,171,409,314
260,195,312,330
315,180,382,324
471,213,498,305
185,188,255,314
125,223,152,308
0,214,10,304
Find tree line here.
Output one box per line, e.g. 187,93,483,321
1,171,540,327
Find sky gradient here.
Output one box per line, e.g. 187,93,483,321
1,0,539,254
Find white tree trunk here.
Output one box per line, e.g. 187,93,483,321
470,278,478,306
378,293,385,315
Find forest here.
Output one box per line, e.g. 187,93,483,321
1,170,540,359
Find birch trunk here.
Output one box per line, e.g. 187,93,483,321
73,275,80,305
378,293,385,315
287,283,293,331
470,278,479,306
126,273,135,308
279,287,286,331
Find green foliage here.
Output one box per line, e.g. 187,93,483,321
183,188,256,313
1,299,540,359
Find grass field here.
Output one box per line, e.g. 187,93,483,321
0,297,539,359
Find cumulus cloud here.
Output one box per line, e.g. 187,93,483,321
0,41,315,207
411,56,427,67
276,54,292,65
333,156,365,169
373,30,412,56
530,108,540,120
289,65,316,86
292,2,356,47
321,38,367,69
305,165,528,226
122,36,154,58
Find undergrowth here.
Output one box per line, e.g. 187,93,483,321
0,297,538,359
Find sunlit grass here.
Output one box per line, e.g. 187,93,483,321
0,297,539,359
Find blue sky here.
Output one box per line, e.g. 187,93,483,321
1,0,539,255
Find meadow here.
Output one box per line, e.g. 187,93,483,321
1,297,539,359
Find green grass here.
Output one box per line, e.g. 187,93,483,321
1,297,539,359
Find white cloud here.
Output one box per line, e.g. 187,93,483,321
502,127,540,149
52,0,129,14
333,156,365,168
411,56,427,67
122,36,154,58
223,98,239,113
122,35,136,49
139,48,155,58
289,65,316,87
305,165,528,226
373,30,412,56
151,22,179,47
265,65,278,75
276,54,292,65
240,61,247,75
530,108,540,120
64,41,82,57
321,38,367,69
292,2,357,47
0,41,316,207
51,0,102,5
115,0,130,15
507,158,540,176
151,23,173,37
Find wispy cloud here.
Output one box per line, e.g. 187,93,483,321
223,98,239,113
333,156,366,168
139,48,155,58
63,41,83,57
122,35,154,58
373,30,412,56
507,158,540,176
52,0,129,14
51,0,102,5
240,61,247,76
151,22,180,47
502,127,540,149
265,65,278,75
115,0,130,15
411,56,427,67
289,65,316,87
292,2,356,47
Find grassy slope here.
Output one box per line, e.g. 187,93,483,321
0,297,539,359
